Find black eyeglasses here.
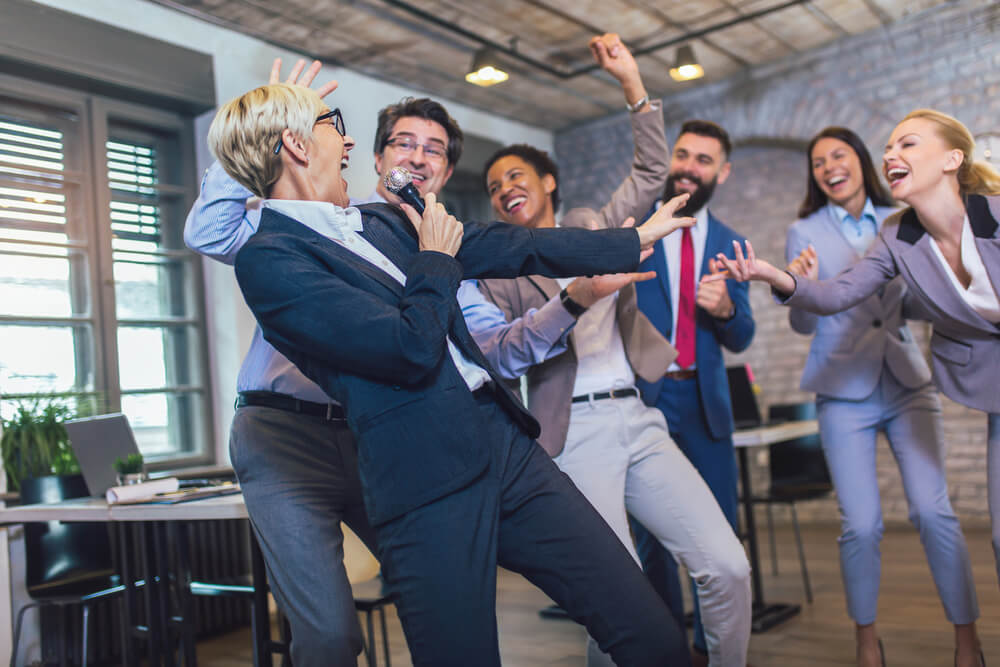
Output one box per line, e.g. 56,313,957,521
273,108,346,155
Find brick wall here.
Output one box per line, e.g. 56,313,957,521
555,0,1000,525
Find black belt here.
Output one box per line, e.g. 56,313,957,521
236,391,345,420
571,388,638,404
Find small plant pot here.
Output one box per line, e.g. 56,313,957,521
115,472,148,486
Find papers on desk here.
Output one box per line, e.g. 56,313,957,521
106,478,240,505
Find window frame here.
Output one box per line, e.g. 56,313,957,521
0,72,214,469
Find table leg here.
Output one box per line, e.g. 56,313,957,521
172,523,199,667
737,447,801,632
117,524,138,667
250,535,274,667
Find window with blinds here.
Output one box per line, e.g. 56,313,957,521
0,78,210,464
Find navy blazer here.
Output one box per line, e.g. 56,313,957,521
634,209,755,439
234,203,641,525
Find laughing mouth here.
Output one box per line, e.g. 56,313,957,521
504,195,527,213
340,157,349,170
886,167,909,185
826,175,846,187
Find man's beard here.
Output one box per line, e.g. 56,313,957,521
663,171,717,217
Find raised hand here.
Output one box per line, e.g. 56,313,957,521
268,58,339,99
635,193,696,250
589,33,649,111
400,192,463,257
704,240,796,294
786,244,818,280
696,258,735,319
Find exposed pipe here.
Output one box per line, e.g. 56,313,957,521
381,0,812,78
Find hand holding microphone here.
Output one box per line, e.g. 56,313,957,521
390,168,463,257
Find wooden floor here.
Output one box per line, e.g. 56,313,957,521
198,523,1000,666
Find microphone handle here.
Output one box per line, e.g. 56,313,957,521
397,183,425,214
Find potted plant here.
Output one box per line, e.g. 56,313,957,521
1,395,85,503
113,453,146,486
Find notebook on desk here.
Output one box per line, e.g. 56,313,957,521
727,364,764,430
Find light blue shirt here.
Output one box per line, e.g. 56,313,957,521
184,162,575,401
830,198,878,256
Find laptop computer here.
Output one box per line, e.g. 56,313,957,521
64,413,142,497
726,364,763,429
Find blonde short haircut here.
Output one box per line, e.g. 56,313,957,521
208,83,328,198
903,108,1000,196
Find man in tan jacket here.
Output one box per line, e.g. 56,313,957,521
479,33,752,667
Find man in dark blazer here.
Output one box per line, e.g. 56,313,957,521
211,81,694,666
629,119,756,664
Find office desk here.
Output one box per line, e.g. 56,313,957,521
733,420,819,632
0,494,271,667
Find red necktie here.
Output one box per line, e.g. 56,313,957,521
675,227,696,368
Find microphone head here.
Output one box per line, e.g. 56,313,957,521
383,166,413,194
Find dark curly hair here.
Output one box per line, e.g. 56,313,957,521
482,144,561,211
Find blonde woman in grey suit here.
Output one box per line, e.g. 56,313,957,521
712,110,1000,667
786,126,979,667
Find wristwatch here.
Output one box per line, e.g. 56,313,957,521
559,287,588,318
625,94,649,113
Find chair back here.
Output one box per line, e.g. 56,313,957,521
766,403,832,500
19,473,115,595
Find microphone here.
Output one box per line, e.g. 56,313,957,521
383,166,425,214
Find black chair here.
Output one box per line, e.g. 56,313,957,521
352,576,394,667
11,474,126,667
753,402,832,603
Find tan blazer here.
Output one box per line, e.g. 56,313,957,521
784,194,1000,414
480,108,677,456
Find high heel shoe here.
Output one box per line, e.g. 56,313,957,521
955,648,987,667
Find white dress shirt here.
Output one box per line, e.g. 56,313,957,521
929,213,1000,323
660,205,710,371
263,199,492,391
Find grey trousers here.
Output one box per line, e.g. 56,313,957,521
989,413,1000,587
230,405,378,667
817,368,978,625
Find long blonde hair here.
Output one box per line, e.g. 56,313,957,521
903,109,1000,196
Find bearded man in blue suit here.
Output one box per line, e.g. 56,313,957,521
630,119,756,666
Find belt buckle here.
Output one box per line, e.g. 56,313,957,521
608,388,620,400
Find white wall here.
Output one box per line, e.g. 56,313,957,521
32,0,554,462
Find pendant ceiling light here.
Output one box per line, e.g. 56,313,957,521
466,48,509,87
669,44,704,82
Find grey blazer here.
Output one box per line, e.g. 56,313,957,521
784,194,1000,413
785,204,931,400
480,107,677,456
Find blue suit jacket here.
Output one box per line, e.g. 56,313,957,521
234,203,641,525
635,209,755,439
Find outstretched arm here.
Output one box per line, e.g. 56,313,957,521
460,281,577,379
587,33,670,230
709,236,898,316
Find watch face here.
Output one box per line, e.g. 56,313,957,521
974,132,1000,165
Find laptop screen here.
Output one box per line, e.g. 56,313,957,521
727,364,762,430
64,413,142,497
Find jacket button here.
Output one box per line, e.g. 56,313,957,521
872,319,882,328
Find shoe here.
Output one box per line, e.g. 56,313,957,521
955,648,987,667
878,639,885,667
